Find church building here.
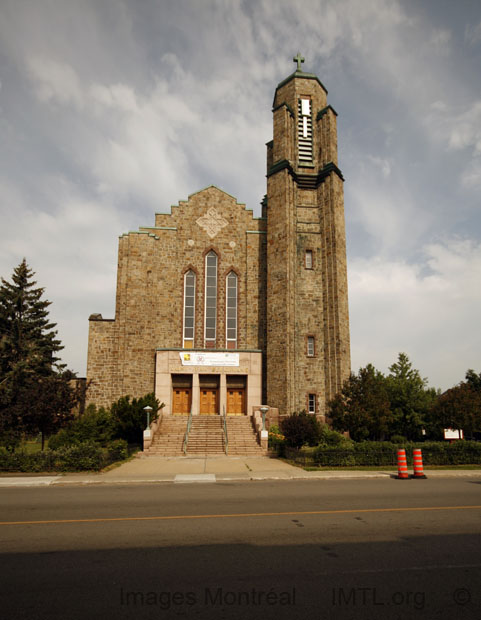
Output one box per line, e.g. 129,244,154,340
86,56,351,423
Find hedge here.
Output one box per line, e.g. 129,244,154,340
283,441,481,467
0,439,129,473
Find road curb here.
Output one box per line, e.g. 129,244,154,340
1,470,481,487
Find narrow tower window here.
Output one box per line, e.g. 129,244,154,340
298,97,313,163
307,336,315,357
226,271,238,349
308,394,316,414
305,249,313,269
183,270,196,349
204,251,218,346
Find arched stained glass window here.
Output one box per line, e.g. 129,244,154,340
204,251,217,344
183,270,196,348
226,271,237,348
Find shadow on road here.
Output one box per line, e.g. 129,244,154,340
1,532,480,619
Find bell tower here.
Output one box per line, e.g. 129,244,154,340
265,55,350,417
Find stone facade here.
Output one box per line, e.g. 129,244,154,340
87,61,350,418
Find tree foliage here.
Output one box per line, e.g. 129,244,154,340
328,364,391,441
20,371,78,449
48,393,163,449
385,353,437,440
280,411,321,448
328,354,439,441
427,370,481,439
110,393,161,444
0,260,76,449
0,259,63,380
465,369,481,392
48,404,114,450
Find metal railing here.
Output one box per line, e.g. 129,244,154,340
223,405,228,455
182,406,193,455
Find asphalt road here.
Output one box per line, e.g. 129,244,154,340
1,478,480,620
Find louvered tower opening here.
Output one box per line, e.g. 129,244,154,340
298,98,313,163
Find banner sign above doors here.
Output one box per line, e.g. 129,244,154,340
179,352,240,367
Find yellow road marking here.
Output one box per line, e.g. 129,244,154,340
1,505,481,526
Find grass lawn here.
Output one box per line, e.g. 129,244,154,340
15,437,49,454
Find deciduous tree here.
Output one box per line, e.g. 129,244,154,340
428,371,481,439
328,364,391,441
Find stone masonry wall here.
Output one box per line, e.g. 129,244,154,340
266,72,350,416
86,186,266,407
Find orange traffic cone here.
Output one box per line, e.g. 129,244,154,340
396,448,409,479
412,448,427,479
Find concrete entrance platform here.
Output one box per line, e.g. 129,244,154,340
54,455,304,484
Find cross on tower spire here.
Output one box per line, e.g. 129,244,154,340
293,52,305,71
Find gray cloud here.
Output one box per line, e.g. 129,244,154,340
1,0,480,389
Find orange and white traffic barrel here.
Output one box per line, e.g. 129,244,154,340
412,448,427,479
396,448,409,479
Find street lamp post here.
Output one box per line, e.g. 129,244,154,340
260,406,269,431
143,405,153,430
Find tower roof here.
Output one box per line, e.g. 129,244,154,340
274,54,328,96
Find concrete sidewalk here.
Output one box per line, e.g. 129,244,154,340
1,455,481,486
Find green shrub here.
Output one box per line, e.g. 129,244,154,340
0,448,56,472
420,440,481,465
390,435,406,444
319,425,352,446
48,405,114,449
280,411,321,448
0,439,130,473
312,444,356,467
111,393,162,445
285,440,481,468
54,442,106,471
106,439,128,462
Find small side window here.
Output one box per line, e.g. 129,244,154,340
305,250,313,269
308,394,316,414
307,336,315,357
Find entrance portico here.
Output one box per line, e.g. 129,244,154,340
155,349,262,416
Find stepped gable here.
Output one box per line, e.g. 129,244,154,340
150,185,265,233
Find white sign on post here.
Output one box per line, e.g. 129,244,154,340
443,428,464,440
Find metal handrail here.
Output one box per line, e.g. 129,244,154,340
223,405,228,455
183,405,193,455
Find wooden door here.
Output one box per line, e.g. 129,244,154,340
227,388,245,415
172,388,191,414
200,389,218,415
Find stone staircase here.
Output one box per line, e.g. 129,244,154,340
145,416,187,456
186,416,225,455
225,416,264,456
144,415,264,457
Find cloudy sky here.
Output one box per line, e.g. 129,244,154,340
1,0,481,391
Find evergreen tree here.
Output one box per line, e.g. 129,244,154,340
0,259,63,378
385,353,436,440
0,259,68,449
110,393,161,445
